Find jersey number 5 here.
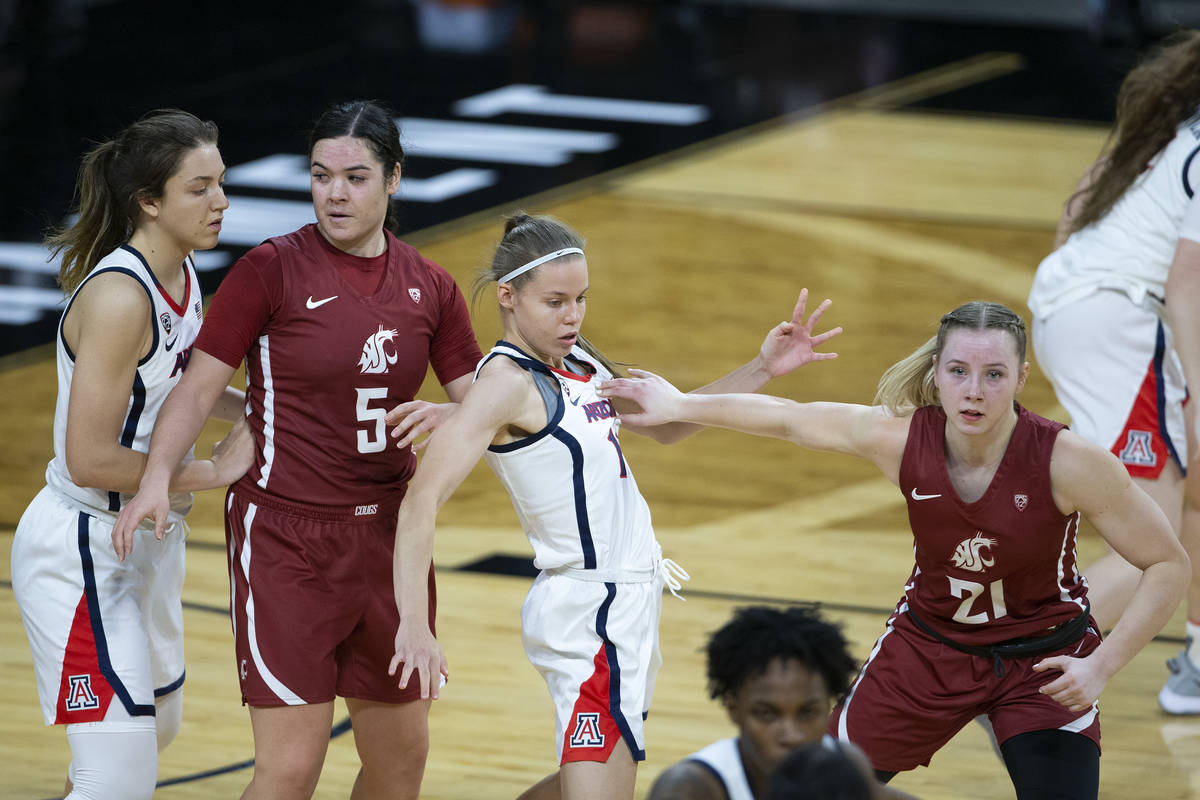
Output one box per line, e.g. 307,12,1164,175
356,387,389,454
948,577,1008,625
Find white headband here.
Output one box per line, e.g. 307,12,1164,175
498,247,584,285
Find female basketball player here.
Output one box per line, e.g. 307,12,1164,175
113,100,482,800
11,109,251,800
387,213,842,800
1027,30,1200,713
599,301,1189,800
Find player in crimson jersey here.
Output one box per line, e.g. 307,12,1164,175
114,101,482,800
12,110,251,800
599,301,1189,800
388,213,843,800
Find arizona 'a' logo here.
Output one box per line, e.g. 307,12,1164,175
358,325,399,374
160,312,172,334
65,674,100,711
1118,430,1157,467
408,288,421,304
1013,493,1028,511
569,712,605,748
950,533,998,573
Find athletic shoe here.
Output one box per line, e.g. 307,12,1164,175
1159,645,1200,714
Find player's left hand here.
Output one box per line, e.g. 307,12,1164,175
758,288,842,379
386,400,459,451
1033,654,1107,712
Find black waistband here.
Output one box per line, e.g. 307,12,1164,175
906,602,1092,678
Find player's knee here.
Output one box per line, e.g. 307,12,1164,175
155,689,183,752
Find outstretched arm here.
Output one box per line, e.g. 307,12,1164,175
389,363,533,699
598,369,908,482
1033,431,1189,711
618,289,842,444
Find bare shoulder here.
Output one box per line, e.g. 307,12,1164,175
1049,427,1128,513
647,760,728,800
65,271,153,355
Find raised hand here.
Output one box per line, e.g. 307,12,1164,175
759,288,842,379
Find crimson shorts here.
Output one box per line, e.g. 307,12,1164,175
1033,289,1187,479
225,485,435,706
829,608,1102,773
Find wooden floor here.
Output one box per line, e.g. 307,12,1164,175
5,54,1200,798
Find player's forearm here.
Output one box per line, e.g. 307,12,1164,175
393,501,438,624
209,386,246,422
1094,557,1189,679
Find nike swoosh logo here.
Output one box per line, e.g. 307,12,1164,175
306,295,338,309
911,488,942,501
164,336,178,351
568,393,582,406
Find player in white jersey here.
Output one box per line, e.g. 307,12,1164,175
647,606,911,800
386,213,841,800
1026,30,1200,712
10,110,251,800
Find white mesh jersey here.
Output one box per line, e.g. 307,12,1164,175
1029,109,1200,319
478,341,657,572
44,244,203,521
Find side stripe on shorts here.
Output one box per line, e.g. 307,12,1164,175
76,511,154,717
596,582,643,760
236,500,304,705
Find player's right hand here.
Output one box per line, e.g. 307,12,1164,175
389,618,449,700
112,486,170,561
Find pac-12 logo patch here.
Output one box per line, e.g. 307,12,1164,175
569,712,605,748
358,325,399,374
160,312,172,334
1118,430,1157,467
1013,493,1028,511
408,288,421,304
65,674,100,711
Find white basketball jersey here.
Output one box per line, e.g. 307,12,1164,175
478,342,657,572
689,734,839,800
1029,109,1200,319
689,738,755,800
44,244,203,521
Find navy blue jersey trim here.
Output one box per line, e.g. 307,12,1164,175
1154,321,1186,475
485,342,568,453
596,582,645,761
155,670,186,698
551,427,596,568
59,265,160,364
1183,143,1200,199
109,371,147,511
77,512,156,717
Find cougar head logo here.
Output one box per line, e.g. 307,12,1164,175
950,533,998,573
358,325,399,374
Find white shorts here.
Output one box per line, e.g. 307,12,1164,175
1033,288,1188,479
11,486,186,725
521,569,664,765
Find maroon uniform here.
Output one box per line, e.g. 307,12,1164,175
196,224,481,705
829,404,1101,772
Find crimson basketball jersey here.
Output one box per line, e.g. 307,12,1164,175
899,404,1088,646
195,224,480,506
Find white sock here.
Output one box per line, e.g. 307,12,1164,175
1187,620,1200,665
